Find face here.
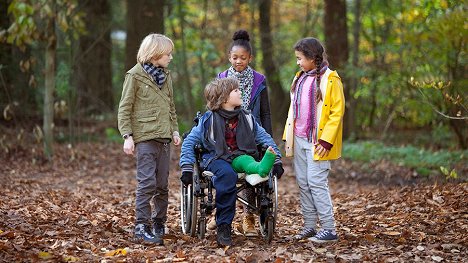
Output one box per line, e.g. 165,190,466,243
223,88,242,109
229,46,252,72
151,52,173,68
295,50,315,72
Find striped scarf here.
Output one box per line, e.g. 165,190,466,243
227,66,254,110
143,63,167,86
293,66,328,143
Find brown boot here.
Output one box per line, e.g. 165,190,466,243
207,216,217,231
242,213,257,237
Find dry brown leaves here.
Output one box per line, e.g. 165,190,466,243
0,143,466,262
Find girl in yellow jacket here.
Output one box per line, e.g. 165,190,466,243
282,37,345,243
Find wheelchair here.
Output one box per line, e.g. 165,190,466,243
180,112,279,243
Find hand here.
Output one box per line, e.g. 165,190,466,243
272,163,284,179
180,171,193,186
173,134,181,146
173,132,181,146
123,137,135,155
314,143,330,158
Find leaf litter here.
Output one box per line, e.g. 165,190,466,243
0,143,466,262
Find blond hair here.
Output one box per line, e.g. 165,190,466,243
204,78,239,110
137,33,174,64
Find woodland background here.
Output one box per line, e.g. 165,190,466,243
0,0,467,262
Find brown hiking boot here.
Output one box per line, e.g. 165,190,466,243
242,213,257,237
207,216,217,231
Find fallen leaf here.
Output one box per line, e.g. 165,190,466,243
176,250,185,258
62,255,79,262
38,251,53,259
104,248,128,257
431,256,443,262
382,231,401,236
313,248,327,254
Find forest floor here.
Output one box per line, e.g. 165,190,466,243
0,142,466,262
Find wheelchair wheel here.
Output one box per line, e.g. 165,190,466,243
180,183,193,235
189,170,200,237
259,175,278,243
180,174,199,236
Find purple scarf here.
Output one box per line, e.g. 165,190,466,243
293,64,328,142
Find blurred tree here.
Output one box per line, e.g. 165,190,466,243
259,0,287,128
407,1,467,148
0,0,36,122
175,0,194,119
324,0,350,138
125,0,164,71
74,0,113,115
346,0,361,140
3,0,85,159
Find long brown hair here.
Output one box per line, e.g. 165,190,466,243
292,37,328,104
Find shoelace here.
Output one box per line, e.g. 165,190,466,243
316,230,331,238
297,228,315,237
145,226,154,236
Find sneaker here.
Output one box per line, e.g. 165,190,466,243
242,213,257,237
294,227,317,240
308,229,338,243
152,220,165,245
217,224,232,246
134,223,158,245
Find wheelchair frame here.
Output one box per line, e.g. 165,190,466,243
180,113,278,243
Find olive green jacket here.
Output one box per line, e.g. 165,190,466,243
118,63,179,143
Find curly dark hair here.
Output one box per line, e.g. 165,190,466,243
229,29,252,55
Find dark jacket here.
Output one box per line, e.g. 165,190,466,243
179,110,281,170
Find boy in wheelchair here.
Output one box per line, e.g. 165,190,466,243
179,78,283,246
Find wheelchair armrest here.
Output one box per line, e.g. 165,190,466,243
194,143,206,155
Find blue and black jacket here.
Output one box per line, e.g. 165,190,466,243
179,110,281,171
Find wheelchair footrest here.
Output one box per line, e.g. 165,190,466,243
245,174,269,186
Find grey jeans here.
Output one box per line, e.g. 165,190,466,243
293,135,336,230
135,140,170,225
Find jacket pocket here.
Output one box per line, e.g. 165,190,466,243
138,115,158,123
134,111,159,135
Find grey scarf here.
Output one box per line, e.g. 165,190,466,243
227,66,254,110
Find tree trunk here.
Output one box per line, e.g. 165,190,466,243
248,0,257,69
346,0,361,139
258,0,287,131
75,0,113,114
44,12,56,160
125,0,165,71
177,0,195,120
324,0,349,69
324,0,350,138
196,0,208,88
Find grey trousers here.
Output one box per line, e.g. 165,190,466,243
293,135,336,230
135,140,170,225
